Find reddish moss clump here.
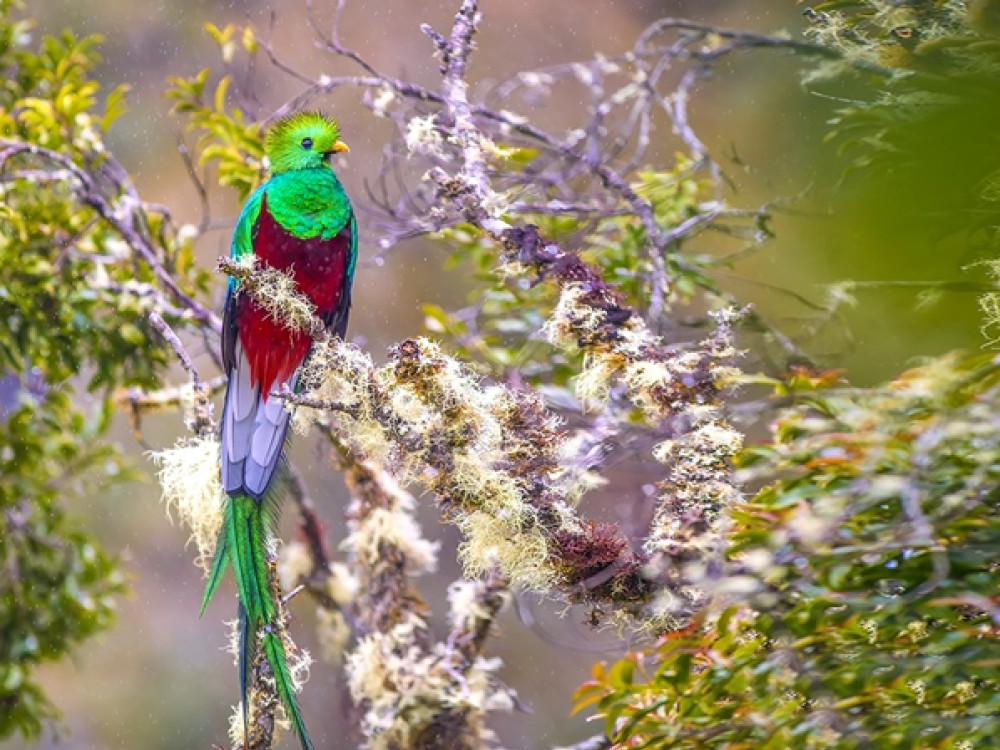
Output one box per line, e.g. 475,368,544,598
552,521,658,610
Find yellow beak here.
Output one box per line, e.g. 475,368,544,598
330,140,350,154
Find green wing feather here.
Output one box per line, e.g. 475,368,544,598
229,184,265,288
263,629,312,750
200,506,231,616
347,212,358,286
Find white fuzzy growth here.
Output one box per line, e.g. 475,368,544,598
297,334,578,596
445,580,506,633
325,561,359,606
574,353,620,410
310,339,378,410
287,645,313,694
345,614,512,747
543,283,604,346
465,656,514,713
290,405,315,436
224,618,242,663
405,115,447,158
474,387,508,446
542,283,668,409
343,478,439,576
227,702,246,748
235,255,318,334
458,511,552,591
624,359,675,389
624,359,676,416
613,318,654,359
150,435,226,570
447,580,486,630
299,339,393,462
689,420,744,457
652,439,676,464
370,85,396,117
345,629,390,705
346,617,430,741
278,541,312,591
451,456,523,515
346,506,440,575
478,184,511,221
316,608,352,662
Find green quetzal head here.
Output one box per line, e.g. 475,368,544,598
265,111,349,174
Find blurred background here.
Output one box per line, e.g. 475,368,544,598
13,1,989,749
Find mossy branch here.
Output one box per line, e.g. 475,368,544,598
219,226,736,630
341,461,514,748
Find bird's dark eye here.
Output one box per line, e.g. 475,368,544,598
301,137,313,149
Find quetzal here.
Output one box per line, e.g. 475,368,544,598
201,112,356,750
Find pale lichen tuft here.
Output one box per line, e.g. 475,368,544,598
150,435,226,570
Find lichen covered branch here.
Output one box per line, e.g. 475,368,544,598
420,0,744,624
341,461,513,749
221,219,736,630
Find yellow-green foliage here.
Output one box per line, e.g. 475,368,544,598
0,391,127,741
0,9,205,389
167,24,264,200
803,0,1000,275
804,0,988,74
577,353,1000,748
979,259,1000,345
0,0,202,738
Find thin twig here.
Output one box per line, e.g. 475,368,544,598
148,311,203,389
